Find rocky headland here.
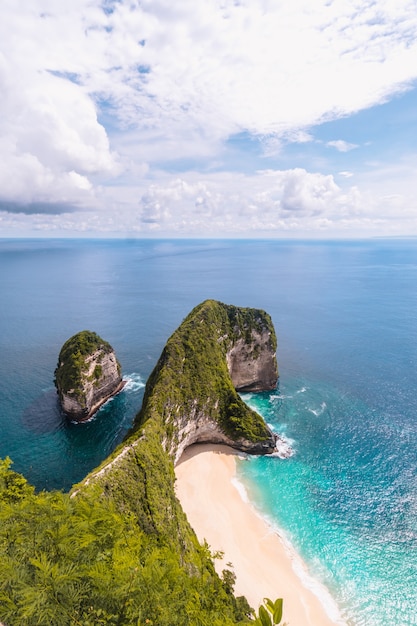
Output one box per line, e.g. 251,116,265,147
132,299,281,463
54,330,124,421
73,299,287,544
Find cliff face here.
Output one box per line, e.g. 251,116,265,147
170,407,276,463
134,300,279,463
55,331,124,422
226,325,278,392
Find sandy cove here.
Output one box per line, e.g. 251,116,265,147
175,443,347,626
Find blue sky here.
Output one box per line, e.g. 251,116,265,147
1,0,417,238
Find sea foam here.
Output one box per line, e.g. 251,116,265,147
232,470,347,625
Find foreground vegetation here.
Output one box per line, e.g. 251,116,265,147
0,300,281,625
0,458,251,625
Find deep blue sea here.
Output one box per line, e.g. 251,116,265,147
1,238,417,625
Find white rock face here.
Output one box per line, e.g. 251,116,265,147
58,347,124,421
226,330,278,392
170,407,278,465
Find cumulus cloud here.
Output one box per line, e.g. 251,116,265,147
327,140,359,152
0,4,119,208
1,0,417,234
136,169,363,234
1,165,416,237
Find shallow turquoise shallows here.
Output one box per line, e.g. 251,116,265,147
1,238,417,625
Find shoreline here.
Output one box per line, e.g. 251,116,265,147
175,443,346,626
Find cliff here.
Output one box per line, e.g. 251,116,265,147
133,299,279,463
54,330,124,421
226,313,278,392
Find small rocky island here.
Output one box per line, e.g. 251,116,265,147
54,330,125,421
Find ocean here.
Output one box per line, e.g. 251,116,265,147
1,237,416,625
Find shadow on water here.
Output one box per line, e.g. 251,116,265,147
20,388,141,491
21,389,66,435
64,391,132,452
22,387,134,443
18,374,145,491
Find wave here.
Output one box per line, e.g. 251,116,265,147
231,476,250,503
123,372,146,393
309,401,327,417
231,471,347,625
269,435,294,459
269,393,293,400
281,530,348,626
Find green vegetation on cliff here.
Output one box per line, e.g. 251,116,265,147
134,299,276,450
0,458,249,625
0,301,279,625
54,330,116,399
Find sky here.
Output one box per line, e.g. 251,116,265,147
1,0,417,239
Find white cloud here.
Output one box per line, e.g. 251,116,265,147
4,2,417,134
135,169,362,234
1,166,416,237
0,3,120,207
98,0,417,144
327,140,359,152
0,61,117,206
131,165,417,237
1,0,417,234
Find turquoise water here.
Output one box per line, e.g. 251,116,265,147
240,382,417,625
1,238,417,624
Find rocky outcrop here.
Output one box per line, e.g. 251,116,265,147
169,405,278,464
225,322,278,392
55,331,124,422
133,300,281,463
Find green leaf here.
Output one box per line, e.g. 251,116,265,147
263,598,283,624
273,598,283,624
264,598,274,613
258,604,273,626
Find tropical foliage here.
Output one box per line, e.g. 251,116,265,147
0,459,251,625
253,598,287,626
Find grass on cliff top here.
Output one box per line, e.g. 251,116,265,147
54,330,116,397
134,299,276,449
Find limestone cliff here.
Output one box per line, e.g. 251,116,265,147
55,331,124,422
133,300,280,463
225,308,278,392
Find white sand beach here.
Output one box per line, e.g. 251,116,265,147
175,443,346,626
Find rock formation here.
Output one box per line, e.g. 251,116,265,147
225,311,278,392
133,299,281,463
55,330,124,421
